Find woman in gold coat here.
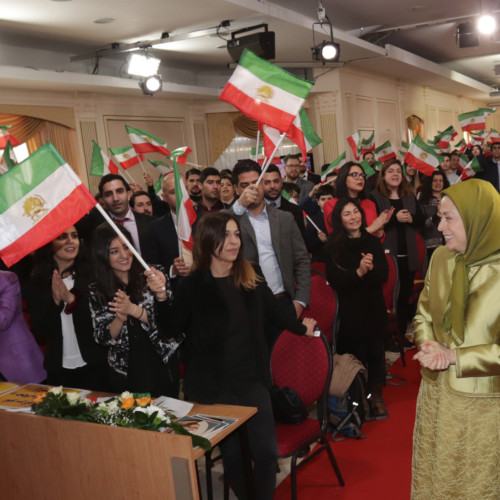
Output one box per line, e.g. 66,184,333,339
412,179,500,499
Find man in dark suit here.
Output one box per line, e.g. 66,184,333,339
299,161,321,185
478,142,500,192
262,164,306,241
146,172,190,286
76,174,152,257
229,160,311,334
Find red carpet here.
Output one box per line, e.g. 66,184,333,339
274,349,421,500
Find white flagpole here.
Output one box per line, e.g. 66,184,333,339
109,152,135,184
94,204,151,272
304,213,322,233
256,132,287,185
138,156,147,174
255,128,261,161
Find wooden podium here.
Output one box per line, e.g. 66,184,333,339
0,402,256,500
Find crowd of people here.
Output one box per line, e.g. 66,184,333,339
1,143,500,499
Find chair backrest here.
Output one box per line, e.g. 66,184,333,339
382,250,399,315
271,330,332,408
413,231,428,280
300,270,337,344
310,261,326,274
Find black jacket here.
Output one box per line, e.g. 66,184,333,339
158,269,306,403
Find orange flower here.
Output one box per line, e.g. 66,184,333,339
33,392,47,404
121,398,134,410
135,397,151,407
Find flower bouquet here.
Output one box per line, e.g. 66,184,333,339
32,387,211,451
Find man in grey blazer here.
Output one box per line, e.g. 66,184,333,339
229,160,311,341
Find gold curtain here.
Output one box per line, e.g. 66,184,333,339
0,114,45,143
233,114,258,139
207,112,260,164
31,121,82,178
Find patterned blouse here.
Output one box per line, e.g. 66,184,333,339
88,274,183,377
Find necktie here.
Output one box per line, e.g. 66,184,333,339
269,201,276,208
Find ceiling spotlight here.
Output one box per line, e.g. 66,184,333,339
139,75,162,96
313,40,340,62
127,53,161,77
477,14,497,35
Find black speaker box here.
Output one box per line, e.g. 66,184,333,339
227,31,275,62
457,22,479,48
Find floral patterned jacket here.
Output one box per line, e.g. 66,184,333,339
88,274,183,377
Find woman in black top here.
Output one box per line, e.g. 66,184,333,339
26,225,109,391
372,159,425,346
323,198,389,418
88,223,182,397
152,212,317,500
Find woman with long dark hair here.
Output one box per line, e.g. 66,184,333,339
372,159,425,347
26,225,109,390
151,211,317,500
323,198,389,418
418,167,450,260
323,161,393,237
88,223,182,397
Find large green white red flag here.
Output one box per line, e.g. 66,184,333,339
169,147,192,165
459,156,482,180
322,152,346,182
458,108,496,132
359,160,377,178
263,124,281,160
286,109,322,163
89,140,119,176
0,126,21,148
399,141,410,157
373,140,396,163
109,146,143,170
359,131,375,155
0,143,96,267
488,129,500,144
125,125,170,156
174,162,197,251
454,138,466,153
220,49,313,133
347,131,360,160
404,135,441,176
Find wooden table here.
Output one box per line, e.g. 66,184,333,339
0,391,256,500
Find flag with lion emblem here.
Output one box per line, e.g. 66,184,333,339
220,49,313,133
0,142,96,267
404,135,441,176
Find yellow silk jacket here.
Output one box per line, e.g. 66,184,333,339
413,246,500,396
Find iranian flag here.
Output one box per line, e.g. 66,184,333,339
374,140,396,163
148,159,173,176
347,131,360,159
404,135,441,176
488,129,500,144
359,132,375,155
125,125,170,156
89,141,119,176
322,152,346,182
0,140,17,172
0,143,96,267
169,147,192,165
287,109,322,163
263,124,282,160
174,162,197,251
0,126,21,148
109,146,143,170
250,145,264,157
220,49,313,133
434,126,457,148
399,141,410,157
458,108,496,132
459,157,482,180
359,160,376,178
454,138,466,153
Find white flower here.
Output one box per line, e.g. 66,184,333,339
97,402,109,411
121,391,133,399
49,386,63,396
107,400,120,413
133,406,148,415
133,405,166,420
66,392,81,405
84,398,92,407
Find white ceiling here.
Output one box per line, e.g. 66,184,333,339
0,0,498,99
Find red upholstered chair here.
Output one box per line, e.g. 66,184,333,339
300,270,338,345
382,250,407,367
310,261,326,274
271,330,344,500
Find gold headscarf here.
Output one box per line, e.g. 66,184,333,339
441,179,500,345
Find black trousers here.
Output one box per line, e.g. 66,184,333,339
216,383,278,500
46,362,111,392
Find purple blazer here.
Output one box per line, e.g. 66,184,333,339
0,271,46,383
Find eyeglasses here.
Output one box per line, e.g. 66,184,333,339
285,164,301,169
347,172,367,180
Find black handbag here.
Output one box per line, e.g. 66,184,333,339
269,385,308,424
